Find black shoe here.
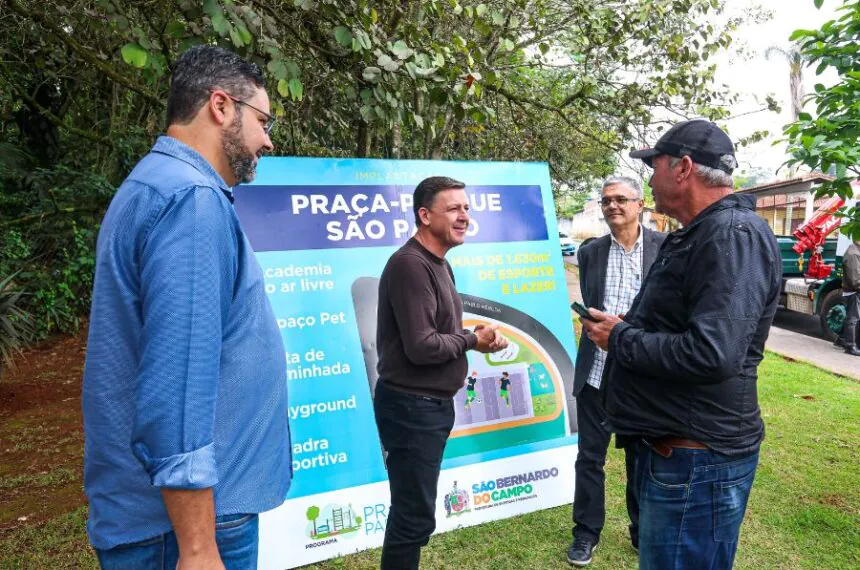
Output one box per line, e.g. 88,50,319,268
834,337,847,349
567,538,597,567
845,346,860,356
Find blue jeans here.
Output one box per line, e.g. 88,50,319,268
95,513,258,570
635,442,758,570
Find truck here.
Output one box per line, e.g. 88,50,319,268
780,190,857,341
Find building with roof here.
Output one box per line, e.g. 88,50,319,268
736,173,835,235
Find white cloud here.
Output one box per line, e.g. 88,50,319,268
717,0,841,175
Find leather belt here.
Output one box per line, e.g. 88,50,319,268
644,436,708,458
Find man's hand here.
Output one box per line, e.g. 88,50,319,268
161,488,226,570
489,331,509,352
581,308,623,351
177,552,226,570
474,324,500,353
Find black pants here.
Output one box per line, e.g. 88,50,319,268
373,382,454,570
573,385,639,545
840,292,859,347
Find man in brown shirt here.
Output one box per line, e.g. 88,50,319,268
374,176,506,569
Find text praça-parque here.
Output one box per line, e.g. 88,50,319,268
290,192,503,242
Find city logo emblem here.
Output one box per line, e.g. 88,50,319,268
444,481,471,518
306,503,362,543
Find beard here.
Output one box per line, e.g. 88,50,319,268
222,114,257,185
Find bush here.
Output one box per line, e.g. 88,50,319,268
4,223,97,340
1,144,107,342
0,272,35,374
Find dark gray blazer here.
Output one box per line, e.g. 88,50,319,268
572,226,666,396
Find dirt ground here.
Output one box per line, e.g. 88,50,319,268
0,328,88,534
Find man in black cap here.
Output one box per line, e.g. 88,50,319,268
580,119,782,569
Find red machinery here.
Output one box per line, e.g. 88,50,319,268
791,195,845,279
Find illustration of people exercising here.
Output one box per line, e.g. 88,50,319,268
465,371,478,408
499,371,511,407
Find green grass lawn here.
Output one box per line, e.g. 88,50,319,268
1,353,857,569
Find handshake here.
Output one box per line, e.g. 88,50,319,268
473,323,509,353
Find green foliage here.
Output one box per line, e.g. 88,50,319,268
0,0,746,339
642,179,655,209
0,144,105,340
555,191,590,218
120,43,148,68
0,272,35,372
783,0,860,239
1,0,744,172
11,224,96,340
34,224,96,338
733,166,776,189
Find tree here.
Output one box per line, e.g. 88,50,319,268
306,505,320,536
765,44,806,122
0,0,749,337
0,0,746,182
733,166,776,189
783,0,860,239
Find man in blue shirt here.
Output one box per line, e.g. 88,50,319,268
82,46,290,570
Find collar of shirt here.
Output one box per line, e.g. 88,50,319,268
151,135,233,199
673,194,757,238
609,225,643,254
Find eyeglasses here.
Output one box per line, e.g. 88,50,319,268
212,90,277,134
600,196,639,208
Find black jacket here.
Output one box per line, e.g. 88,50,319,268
603,194,782,456
573,227,666,396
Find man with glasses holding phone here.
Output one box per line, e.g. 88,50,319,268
567,177,665,566
83,46,289,569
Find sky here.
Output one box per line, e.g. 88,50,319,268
609,0,844,188
711,0,842,179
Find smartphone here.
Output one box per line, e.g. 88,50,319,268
571,301,597,322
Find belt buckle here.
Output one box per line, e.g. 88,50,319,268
643,438,673,458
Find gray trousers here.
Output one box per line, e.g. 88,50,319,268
841,292,860,347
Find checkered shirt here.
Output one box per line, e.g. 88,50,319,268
586,230,644,389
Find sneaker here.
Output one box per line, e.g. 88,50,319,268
845,346,860,357
567,539,597,567
834,337,847,349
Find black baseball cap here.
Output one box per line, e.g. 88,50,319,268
630,119,738,174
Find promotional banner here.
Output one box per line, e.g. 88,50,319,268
234,158,579,569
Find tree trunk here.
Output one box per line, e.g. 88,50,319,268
428,109,454,159
356,121,370,157
789,69,804,122
789,63,804,177
391,123,402,159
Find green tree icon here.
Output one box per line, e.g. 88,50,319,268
306,505,320,536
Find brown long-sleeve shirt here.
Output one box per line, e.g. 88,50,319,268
376,238,477,398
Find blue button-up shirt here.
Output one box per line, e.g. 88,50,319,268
82,136,291,550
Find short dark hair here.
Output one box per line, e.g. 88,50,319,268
167,45,266,126
413,176,466,225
